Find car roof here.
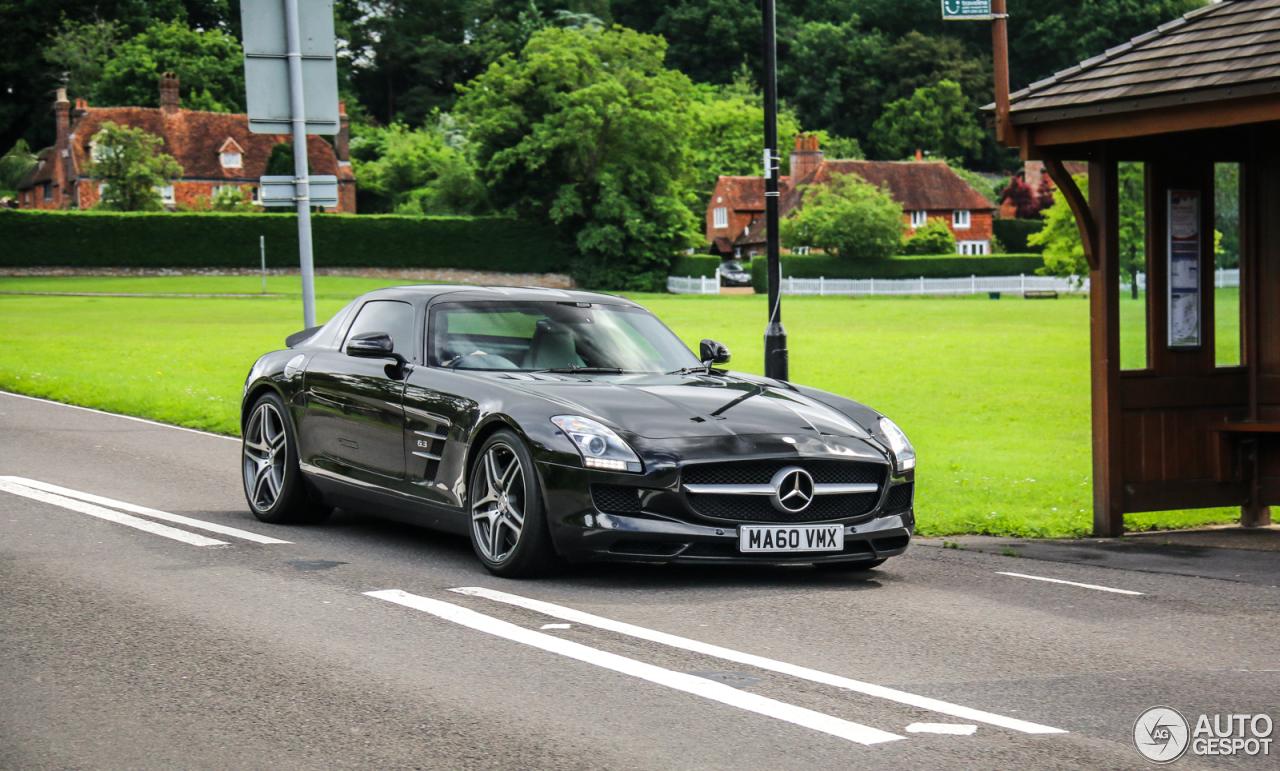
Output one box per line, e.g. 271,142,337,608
353,284,644,308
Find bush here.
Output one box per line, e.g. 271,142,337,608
901,218,956,255
671,254,725,277
748,253,1045,291
0,209,572,273
992,219,1046,253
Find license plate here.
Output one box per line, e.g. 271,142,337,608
739,524,844,553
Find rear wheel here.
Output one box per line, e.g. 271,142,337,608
242,392,331,525
469,429,559,578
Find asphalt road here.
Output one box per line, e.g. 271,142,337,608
2,391,1278,771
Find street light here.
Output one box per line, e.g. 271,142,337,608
761,0,788,381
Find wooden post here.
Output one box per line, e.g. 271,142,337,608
1090,148,1124,537
991,0,1015,147
1241,132,1272,527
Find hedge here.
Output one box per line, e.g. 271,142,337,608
747,253,1045,291
992,219,1045,254
671,254,724,277
0,209,573,273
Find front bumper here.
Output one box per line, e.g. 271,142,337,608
538,460,914,565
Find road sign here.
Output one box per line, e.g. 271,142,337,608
241,0,339,134
942,0,994,20
259,175,338,208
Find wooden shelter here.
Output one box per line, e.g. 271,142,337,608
994,0,1280,536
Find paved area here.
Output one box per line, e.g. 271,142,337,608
2,391,1277,770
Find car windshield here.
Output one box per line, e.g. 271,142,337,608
428,301,703,373
723,261,745,271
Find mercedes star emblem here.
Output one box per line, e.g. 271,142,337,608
770,466,815,513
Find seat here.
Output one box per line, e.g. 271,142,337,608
522,320,583,370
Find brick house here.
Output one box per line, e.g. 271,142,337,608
707,136,996,258
17,74,355,213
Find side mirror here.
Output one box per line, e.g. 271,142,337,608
699,339,731,367
346,332,395,358
346,332,410,379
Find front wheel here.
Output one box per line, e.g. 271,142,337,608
468,429,560,578
242,392,331,525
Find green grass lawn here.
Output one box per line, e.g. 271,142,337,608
0,279,1241,538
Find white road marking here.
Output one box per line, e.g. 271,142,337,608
0,477,290,544
541,623,571,630
365,589,904,747
450,586,1067,735
0,390,238,441
996,572,1143,596
907,723,977,735
0,479,227,547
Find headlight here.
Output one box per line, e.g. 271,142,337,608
551,415,643,473
879,417,915,474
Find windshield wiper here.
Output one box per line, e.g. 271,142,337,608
534,366,624,374
666,366,710,375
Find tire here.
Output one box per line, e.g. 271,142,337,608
242,391,331,525
468,429,560,578
815,558,887,572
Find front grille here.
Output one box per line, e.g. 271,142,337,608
682,460,885,523
592,485,642,515
687,492,879,523
683,460,883,486
885,483,914,510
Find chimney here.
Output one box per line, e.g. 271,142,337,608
160,72,180,115
336,100,350,161
789,133,823,182
54,88,71,208
915,149,923,162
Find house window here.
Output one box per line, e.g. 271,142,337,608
909,210,927,229
957,240,988,256
98,183,108,198
158,185,175,204
953,210,971,229
713,207,728,228
220,152,242,168
250,186,259,203
42,182,52,201
211,185,234,199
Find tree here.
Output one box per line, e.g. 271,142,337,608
779,172,902,260
1000,176,1042,219
0,139,38,196
777,17,888,143
456,25,701,290
95,20,245,111
352,118,488,215
42,18,126,99
1032,164,1146,297
89,122,184,211
869,80,983,163
1215,163,1240,269
902,218,956,256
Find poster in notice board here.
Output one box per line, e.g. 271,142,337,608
1168,189,1201,349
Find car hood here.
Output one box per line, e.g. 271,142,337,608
491,371,877,441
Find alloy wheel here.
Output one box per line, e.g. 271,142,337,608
243,402,287,512
472,443,526,563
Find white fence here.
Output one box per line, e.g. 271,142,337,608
667,268,1241,297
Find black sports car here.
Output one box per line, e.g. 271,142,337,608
718,260,753,288
241,286,916,577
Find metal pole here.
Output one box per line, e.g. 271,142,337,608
284,0,316,327
762,0,788,381
260,235,267,294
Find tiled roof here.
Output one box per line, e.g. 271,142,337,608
808,161,995,211
23,106,344,188
1003,0,1280,120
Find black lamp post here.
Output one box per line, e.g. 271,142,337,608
762,0,788,381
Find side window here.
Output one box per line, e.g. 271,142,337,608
344,300,416,356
